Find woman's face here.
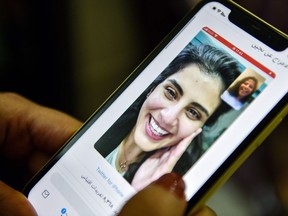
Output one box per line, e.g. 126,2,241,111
238,79,256,98
133,64,224,152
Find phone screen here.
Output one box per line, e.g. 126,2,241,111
25,1,288,215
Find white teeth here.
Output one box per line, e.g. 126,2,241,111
150,117,169,136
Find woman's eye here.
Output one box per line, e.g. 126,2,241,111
186,108,201,120
165,87,177,100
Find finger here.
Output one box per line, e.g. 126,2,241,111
119,173,187,216
172,128,202,157
28,150,52,176
179,128,202,151
0,92,82,157
188,206,217,216
0,93,82,188
26,102,82,154
0,181,37,216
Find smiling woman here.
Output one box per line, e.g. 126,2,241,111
95,43,241,191
133,64,222,152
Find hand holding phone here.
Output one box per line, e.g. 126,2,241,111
23,0,288,215
0,93,218,216
0,93,214,216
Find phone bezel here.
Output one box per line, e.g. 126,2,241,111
23,0,288,211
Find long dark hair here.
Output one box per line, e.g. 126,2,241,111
95,43,241,182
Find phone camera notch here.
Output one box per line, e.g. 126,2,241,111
211,6,226,17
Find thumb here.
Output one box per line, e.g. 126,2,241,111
0,181,37,216
119,173,187,216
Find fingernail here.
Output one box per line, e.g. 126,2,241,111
153,173,186,200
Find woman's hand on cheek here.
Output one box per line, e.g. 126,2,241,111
131,128,202,191
120,173,216,216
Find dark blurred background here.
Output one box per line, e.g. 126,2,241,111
0,0,287,215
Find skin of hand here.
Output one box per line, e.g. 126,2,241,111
0,92,83,187
0,181,37,216
0,93,215,216
132,128,202,191
120,173,216,216
0,92,82,215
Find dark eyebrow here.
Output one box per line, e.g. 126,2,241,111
192,102,210,117
168,79,183,96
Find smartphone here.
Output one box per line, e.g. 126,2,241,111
24,0,288,215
